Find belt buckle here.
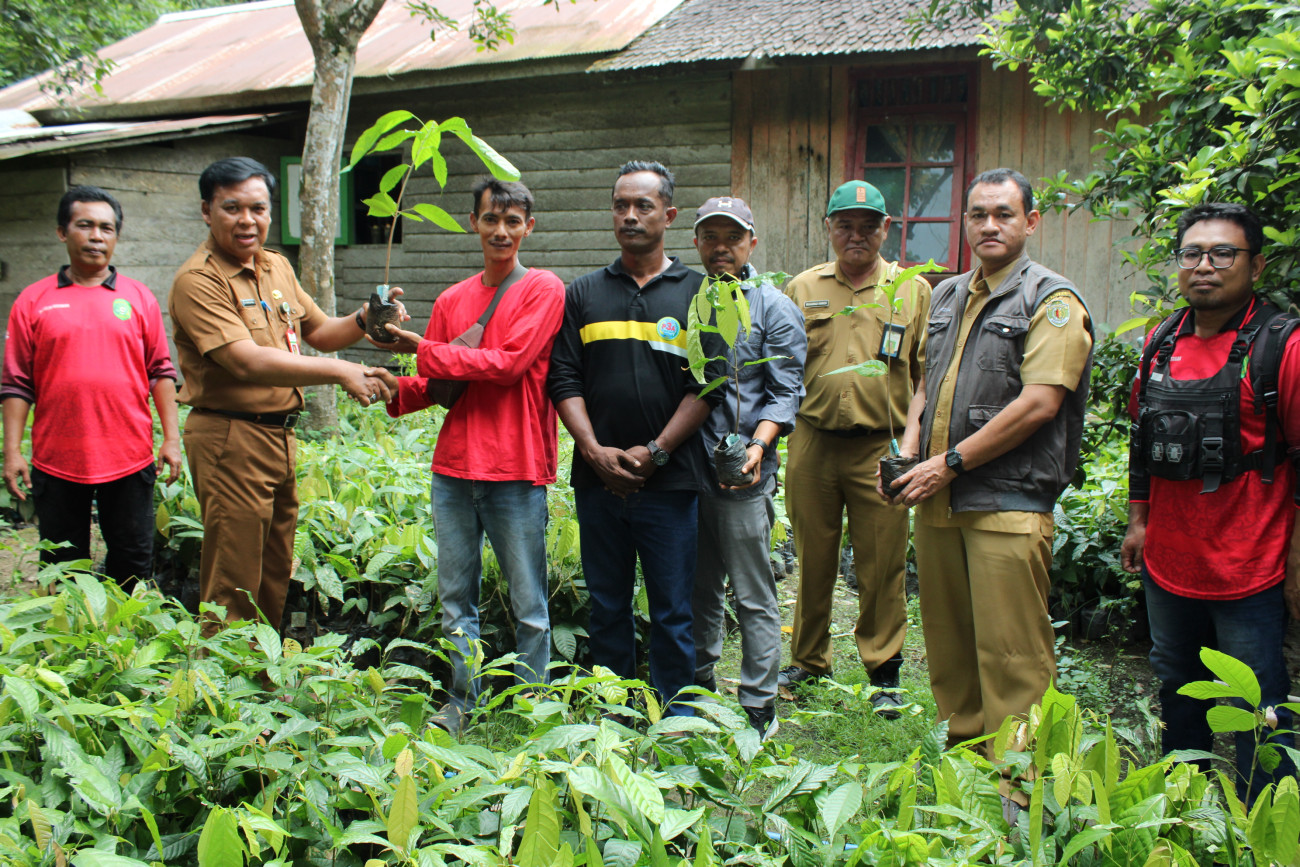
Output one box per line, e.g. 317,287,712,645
282,412,300,429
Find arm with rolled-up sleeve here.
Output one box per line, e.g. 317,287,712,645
756,293,806,436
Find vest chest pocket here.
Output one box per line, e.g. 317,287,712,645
924,310,954,374
1139,408,1202,481
976,314,1030,372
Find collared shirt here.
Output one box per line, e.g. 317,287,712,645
784,257,930,433
700,264,807,498
169,238,328,414
1,266,176,483
548,256,717,492
919,260,1092,529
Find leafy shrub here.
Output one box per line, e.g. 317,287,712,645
0,579,1294,866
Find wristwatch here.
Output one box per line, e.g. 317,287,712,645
647,440,670,467
945,447,966,475
747,437,771,454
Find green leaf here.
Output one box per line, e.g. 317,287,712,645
350,110,416,167
1178,680,1247,700
197,807,244,867
5,675,39,720
410,203,466,233
466,135,520,181
696,375,730,401
256,623,282,663
1115,315,1154,335
659,807,704,842
388,773,419,852
516,780,560,867
363,192,398,218
269,716,320,745
379,163,410,195
1206,705,1258,733
72,854,153,867
818,781,863,839
1199,647,1261,706
411,121,442,170
610,758,665,824
820,360,888,378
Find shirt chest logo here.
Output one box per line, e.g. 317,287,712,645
656,317,681,340
112,299,133,321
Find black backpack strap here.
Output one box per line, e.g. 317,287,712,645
1246,304,1300,487
477,264,529,326
1131,311,1187,501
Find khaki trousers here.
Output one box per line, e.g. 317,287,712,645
785,424,908,676
914,514,1056,746
185,411,298,635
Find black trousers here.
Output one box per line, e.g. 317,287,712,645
31,464,157,588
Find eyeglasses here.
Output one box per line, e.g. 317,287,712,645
1174,246,1250,269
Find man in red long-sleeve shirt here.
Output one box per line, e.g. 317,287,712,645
380,178,564,733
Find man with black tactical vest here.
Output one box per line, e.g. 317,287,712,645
1122,202,1299,802
888,168,1094,751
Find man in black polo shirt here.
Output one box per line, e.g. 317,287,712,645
549,160,716,716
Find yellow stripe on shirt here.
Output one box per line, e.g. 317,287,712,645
579,320,688,357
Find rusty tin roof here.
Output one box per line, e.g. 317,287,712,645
0,0,686,115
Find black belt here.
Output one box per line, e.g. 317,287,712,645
818,426,883,439
193,407,300,429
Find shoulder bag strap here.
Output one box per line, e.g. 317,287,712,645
477,264,529,327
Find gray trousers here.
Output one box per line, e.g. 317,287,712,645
693,484,781,708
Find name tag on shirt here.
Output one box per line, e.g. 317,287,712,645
804,300,829,309
241,298,257,307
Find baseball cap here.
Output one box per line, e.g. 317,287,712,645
694,196,756,235
826,181,887,218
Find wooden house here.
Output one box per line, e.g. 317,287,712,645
0,0,1139,362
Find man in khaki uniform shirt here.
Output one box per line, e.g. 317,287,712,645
781,181,931,718
170,157,398,634
889,168,1093,755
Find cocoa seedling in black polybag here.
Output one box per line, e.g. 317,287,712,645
714,433,752,487
366,284,402,343
879,454,918,497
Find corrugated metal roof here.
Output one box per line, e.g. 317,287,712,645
591,0,989,71
0,0,685,115
0,112,286,160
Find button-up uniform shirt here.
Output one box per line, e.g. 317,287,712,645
170,238,327,414
784,257,930,433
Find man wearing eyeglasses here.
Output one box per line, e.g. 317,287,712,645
1122,202,1298,802
888,168,1094,760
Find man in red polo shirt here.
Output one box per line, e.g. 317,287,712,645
380,178,565,733
2,186,181,587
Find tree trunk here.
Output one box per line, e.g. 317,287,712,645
294,0,386,433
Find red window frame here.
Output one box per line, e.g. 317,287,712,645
846,65,979,277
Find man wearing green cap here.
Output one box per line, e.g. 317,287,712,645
778,180,931,718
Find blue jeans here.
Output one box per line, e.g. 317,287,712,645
430,474,551,711
575,486,698,716
1144,571,1295,801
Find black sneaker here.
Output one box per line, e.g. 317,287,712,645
744,705,779,741
869,688,905,720
777,664,828,689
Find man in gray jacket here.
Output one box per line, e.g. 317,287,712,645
888,168,1093,755
690,196,806,738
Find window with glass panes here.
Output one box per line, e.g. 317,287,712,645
851,70,975,275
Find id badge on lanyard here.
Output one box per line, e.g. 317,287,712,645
280,301,300,354
879,323,906,360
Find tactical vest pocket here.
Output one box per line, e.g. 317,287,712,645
924,311,953,374
1139,409,1201,481
976,314,1030,372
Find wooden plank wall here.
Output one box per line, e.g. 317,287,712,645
974,62,1141,327
0,164,67,328
732,61,1142,327
337,70,733,362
